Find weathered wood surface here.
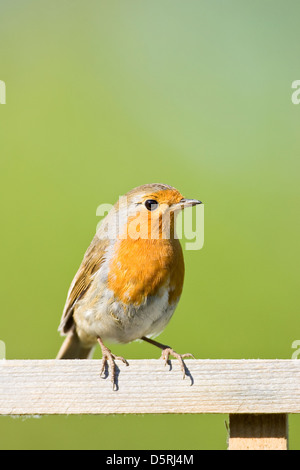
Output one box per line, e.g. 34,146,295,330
0,359,300,415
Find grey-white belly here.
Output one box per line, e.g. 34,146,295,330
74,285,177,344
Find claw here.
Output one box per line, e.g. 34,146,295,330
160,348,194,379
97,337,129,390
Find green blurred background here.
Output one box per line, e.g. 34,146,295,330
1,0,300,450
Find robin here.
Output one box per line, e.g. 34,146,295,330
57,183,202,388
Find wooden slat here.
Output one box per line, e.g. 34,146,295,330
228,414,288,450
0,359,300,415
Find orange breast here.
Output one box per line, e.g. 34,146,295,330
108,238,184,307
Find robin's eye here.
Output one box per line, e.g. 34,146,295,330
144,199,158,211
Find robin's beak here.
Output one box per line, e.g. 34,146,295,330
172,198,202,211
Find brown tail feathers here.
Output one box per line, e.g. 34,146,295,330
56,330,94,359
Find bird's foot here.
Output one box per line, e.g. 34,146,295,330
97,338,129,390
160,348,195,379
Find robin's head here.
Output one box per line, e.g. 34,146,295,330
113,183,201,241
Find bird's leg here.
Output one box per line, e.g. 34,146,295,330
141,336,195,379
97,337,129,390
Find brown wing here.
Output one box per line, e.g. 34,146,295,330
58,236,109,335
